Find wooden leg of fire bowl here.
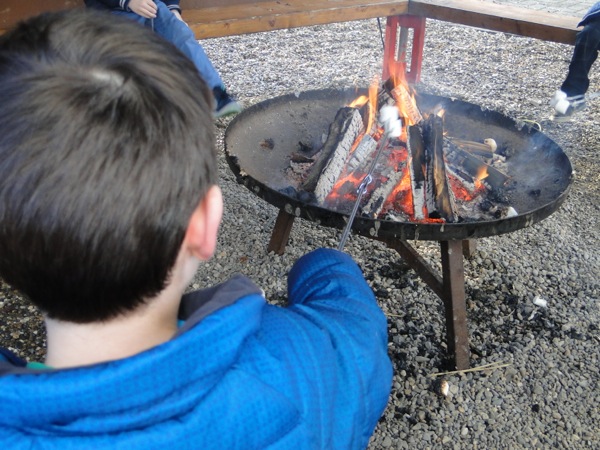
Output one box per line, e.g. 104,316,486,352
379,238,470,369
267,209,295,255
462,239,478,258
440,240,470,370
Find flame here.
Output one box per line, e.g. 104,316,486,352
366,77,379,134
388,61,407,90
347,76,380,133
382,164,414,217
387,61,421,127
474,166,489,190
349,95,368,108
321,66,493,224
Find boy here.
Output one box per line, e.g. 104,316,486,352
0,10,392,448
85,0,242,118
550,2,600,119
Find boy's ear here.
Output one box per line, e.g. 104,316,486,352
183,185,223,261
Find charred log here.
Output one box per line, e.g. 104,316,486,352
445,142,510,190
407,124,427,220
363,165,406,218
424,114,458,222
391,84,423,126
302,107,364,196
446,137,495,162
346,134,377,172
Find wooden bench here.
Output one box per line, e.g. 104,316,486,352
0,0,581,43
0,0,581,85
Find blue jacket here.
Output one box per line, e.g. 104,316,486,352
0,249,392,449
579,2,600,26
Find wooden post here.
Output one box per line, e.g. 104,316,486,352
267,209,295,255
440,240,470,370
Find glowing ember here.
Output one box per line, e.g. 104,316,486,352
381,164,414,217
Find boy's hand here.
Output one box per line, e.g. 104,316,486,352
128,0,158,19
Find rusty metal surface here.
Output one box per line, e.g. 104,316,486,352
225,88,573,241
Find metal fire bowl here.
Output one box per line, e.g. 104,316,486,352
224,88,573,241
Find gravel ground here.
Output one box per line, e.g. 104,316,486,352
1,19,599,449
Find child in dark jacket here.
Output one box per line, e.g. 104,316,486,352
550,2,600,119
85,0,241,118
0,9,392,449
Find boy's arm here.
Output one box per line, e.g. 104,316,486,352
283,248,392,444
287,248,384,321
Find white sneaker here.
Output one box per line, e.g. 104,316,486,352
550,90,567,108
551,91,587,122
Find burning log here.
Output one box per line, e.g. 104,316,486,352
346,134,377,172
363,164,406,218
407,124,427,220
391,84,423,125
445,142,510,190
303,107,364,199
424,114,458,223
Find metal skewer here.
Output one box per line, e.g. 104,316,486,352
338,106,402,251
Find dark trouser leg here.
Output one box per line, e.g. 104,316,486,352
561,21,600,97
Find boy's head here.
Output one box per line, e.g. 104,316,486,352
0,10,219,323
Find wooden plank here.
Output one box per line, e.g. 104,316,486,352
183,0,409,39
0,0,580,46
408,0,580,45
0,0,80,32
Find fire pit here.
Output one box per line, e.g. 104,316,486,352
224,88,573,369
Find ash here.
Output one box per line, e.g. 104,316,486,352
2,14,598,450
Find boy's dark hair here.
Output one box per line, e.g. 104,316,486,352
0,10,217,323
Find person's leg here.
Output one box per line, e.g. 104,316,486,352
561,21,600,97
111,3,240,117
151,2,223,89
111,9,148,26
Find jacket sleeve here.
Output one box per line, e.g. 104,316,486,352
285,248,393,446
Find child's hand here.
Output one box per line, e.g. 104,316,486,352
128,0,158,19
